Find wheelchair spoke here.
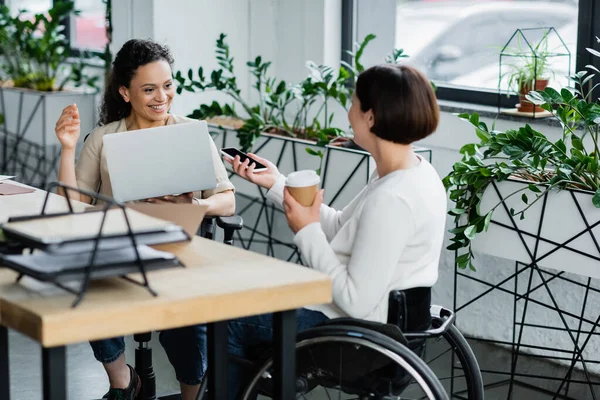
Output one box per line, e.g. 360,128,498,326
307,347,333,400
436,374,467,381
338,346,342,400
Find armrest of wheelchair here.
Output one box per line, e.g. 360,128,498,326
403,305,455,339
216,215,243,231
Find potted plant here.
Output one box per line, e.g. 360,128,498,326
444,44,600,274
173,33,409,152
500,29,554,113
0,1,105,187
173,33,428,260
0,2,99,91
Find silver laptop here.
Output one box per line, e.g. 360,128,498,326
103,120,217,203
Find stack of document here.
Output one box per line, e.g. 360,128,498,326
0,208,187,283
1,208,190,253
2,245,179,283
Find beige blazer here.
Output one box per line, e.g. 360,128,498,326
75,114,235,203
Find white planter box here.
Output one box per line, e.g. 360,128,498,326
0,87,96,147
473,179,600,279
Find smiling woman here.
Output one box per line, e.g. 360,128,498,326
52,38,236,400
54,39,235,212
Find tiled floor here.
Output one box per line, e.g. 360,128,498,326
5,328,600,399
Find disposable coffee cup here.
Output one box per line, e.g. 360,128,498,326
285,170,321,206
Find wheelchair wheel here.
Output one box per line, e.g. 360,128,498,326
240,325,449,400
402,323,483,400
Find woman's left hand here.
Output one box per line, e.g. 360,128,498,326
145,192,194,204
283,188,324,234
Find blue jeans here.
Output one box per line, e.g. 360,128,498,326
90,308,328,396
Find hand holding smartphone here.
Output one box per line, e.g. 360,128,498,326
220,148,268,172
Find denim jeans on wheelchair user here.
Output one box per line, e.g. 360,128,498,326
158,307,329,399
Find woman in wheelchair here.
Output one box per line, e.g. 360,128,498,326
158,64,451,399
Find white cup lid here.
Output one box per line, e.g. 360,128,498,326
286,170,321,187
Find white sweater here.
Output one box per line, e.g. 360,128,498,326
266,157,447,323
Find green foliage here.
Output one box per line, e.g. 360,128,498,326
174,33,407,152
305,147,325,176
501,29,555,94
0,1,102,92
187,101,237,121
445,45,600,270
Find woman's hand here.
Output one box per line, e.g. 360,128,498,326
55,104,80,150
224,153,280,190
145,192,194,204
283,188,324,234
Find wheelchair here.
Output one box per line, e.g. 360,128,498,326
198,287,483,400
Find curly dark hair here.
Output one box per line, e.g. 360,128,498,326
98,39,174,125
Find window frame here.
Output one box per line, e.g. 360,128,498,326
343,0,600,106
55,0,106,58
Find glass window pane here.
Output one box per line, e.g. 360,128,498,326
8,0,52,17
72,0,107,52
396,0,578,92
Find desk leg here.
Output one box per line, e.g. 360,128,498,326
273,310,296,400
42,346,66,400
0,326,9,400
207,321,228,400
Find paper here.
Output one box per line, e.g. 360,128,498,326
0,182,35,195
0,175,15,182
2,208,178,243
3,245,176,274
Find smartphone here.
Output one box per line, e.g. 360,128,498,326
220,148,268,172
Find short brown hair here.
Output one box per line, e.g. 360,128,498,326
355,64,439,144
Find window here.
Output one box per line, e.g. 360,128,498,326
69,0,107,53
347,0,598,106
7,0,52,17
396,0,577,92
5,0,107,54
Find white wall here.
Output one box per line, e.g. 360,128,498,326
109,0,342,119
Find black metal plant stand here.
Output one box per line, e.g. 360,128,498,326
0,90,63,188
453,180,600,399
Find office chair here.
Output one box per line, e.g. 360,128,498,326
134,215,243,400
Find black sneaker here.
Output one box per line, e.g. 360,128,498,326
102,364,141,400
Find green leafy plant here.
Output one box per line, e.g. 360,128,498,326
0,1,100,92
444,45,600,271
174,33,407,153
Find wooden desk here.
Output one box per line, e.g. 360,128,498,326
0,186,332,399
